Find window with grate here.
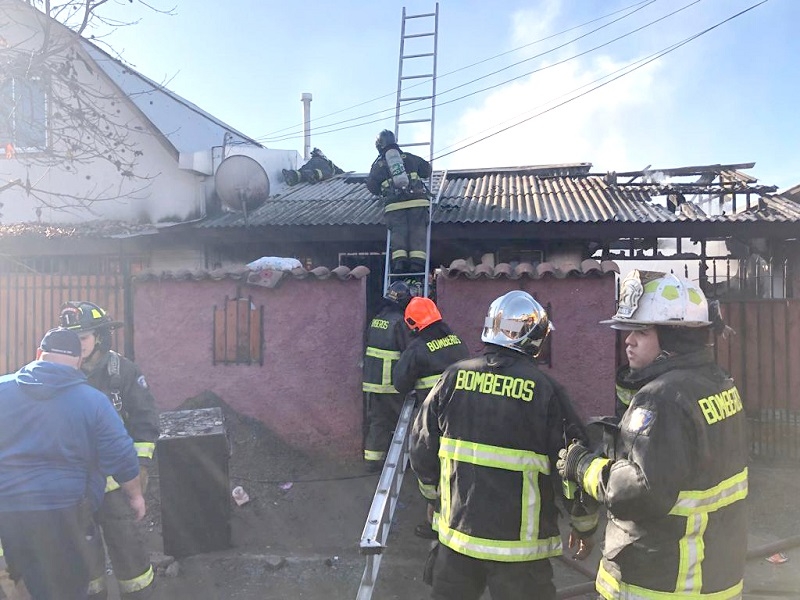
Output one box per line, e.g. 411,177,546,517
0,75,48,151
213,296,263,365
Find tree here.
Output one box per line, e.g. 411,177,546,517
0,0,174,217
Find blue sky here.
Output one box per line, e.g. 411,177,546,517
95,0,798,189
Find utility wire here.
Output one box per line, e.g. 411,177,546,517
432,0,769,163
256,0,656,141
262,0,699,144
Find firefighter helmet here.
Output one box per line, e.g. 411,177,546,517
385,281,412,307
404,297,441,332
59,301,123,332
375,129,397,152
601,270,710,330
481,291,553,357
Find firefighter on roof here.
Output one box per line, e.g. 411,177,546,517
366,130,432,275
282,147,343,186
60,301,160,600
409,291,597,599
558,271,747,600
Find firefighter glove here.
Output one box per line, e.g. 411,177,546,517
557,440,592,483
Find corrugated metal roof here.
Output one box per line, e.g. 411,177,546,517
197,166,800,229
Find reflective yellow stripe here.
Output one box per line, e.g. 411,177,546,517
365,347,401,360
437,436,555,560
669,468,747,595
364,346,401,393
669,468,748,516
597,560,743,600
582,457,611,500
415,374,441,390
384,198,430,212
616,384,634,407
117,565,154,594
88,576,107,595
0,539,3,557
437,522,562,562
418,480,438,500
135,442,155,460
364,450,386,461
362,382,398,393
105,476,121,492
571,512,599,533
439,437,550,473
409,250,427,260
391,249,408,259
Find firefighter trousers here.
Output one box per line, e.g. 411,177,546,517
430,544,556,600
385,205,429,268
364,392,406,462
88,489,156,599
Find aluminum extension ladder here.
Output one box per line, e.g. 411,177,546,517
383,3,440,299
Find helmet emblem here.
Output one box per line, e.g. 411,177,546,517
615,270,644,319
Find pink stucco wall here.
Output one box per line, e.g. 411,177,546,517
436,274,618,418
133,272,617,460
133,276,366,459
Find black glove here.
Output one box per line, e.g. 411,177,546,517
557,440,592,483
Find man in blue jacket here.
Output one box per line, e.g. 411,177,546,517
0,328,143,600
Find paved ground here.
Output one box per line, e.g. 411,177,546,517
2,394,798,599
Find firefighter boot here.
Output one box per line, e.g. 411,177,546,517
282,169,300,186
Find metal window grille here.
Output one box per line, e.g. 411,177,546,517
212,296,263,366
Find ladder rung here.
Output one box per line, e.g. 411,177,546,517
400,74,433,80
405,12,435,19
399,96,433,102
403,32,435,39
398,119,431,125
398,142,430,148
402,52,434,59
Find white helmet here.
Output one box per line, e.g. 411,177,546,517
602,270,710,330
481,290,553,357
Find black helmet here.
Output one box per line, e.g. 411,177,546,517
59,301,123,333
375,129,396,152
384,280,412,307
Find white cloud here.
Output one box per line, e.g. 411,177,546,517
437,4,674,172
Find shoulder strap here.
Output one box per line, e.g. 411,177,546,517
107,351,122,397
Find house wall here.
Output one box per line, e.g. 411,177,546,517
436,274,618,418
0,2,206,224
133,271,616,461
132,275,367,458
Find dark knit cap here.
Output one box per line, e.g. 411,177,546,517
656,326,710,355
39,328,82,358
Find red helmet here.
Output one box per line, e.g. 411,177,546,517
404,297,441,332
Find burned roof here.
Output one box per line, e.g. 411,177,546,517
198,163,792,230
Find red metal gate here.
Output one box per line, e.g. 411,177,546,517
717,300,800,461
0,273,125,374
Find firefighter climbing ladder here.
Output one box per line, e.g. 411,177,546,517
383,3,440,299
361,6,439,600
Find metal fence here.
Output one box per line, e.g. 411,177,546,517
0,272,126,373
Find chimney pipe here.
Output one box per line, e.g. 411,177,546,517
301,93,312,161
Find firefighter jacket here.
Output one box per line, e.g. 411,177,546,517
366,148,432,212
392,321,469,396
83,350,159,488
409,345,598,562
578,349,748,599
362,303,411,394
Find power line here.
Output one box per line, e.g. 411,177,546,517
262,0,699,144
256,0,657,142
432,0,770,163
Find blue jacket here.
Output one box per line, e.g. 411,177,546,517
0,360,140,512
